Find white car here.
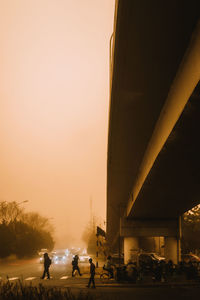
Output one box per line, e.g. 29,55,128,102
52,250,68,264
79,254,90,263
38,248,48,256
38,248,49,264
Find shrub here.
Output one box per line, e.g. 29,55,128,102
0,281,94,300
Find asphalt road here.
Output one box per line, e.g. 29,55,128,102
0,257,81,280
0,258,200,299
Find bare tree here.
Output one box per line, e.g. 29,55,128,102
21,212,54,233
0,201,24,224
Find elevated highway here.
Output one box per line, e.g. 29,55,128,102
107,0,200,263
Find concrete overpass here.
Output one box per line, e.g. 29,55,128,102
107,0,200,263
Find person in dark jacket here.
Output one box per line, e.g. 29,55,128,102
41,253,51,279
72,255,82,276
103,255,114,278
86,258,96,288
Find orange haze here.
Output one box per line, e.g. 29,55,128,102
0,0,115,247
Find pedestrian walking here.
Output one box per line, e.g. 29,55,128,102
72,255,82,276
86,258,96,288
41,253,51,279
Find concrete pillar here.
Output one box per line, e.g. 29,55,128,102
124,237,139,264
154,237,160,254
164,237,178,264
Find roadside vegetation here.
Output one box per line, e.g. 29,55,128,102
0,281,93,300
0,201,54,258
182,204,200,254
82,217,108,258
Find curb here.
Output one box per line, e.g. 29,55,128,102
95,281,200,288
67,283,200,289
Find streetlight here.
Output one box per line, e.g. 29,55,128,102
18,200,29,205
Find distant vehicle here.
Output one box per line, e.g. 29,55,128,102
182,253,200,264
38,248,48,256
38,248,49,264
38,249,56,264
79,254,90,263
69,247,81,257
52,250,68,264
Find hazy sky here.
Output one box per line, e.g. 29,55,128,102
0,0,115,247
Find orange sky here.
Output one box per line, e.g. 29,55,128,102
0,0,115,247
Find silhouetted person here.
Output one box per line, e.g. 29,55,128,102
126,261,138,282
103,255,114,278
72,255,82,276
152,261,162,282
166,260,174,278
86,258,96,288
185,261,198,280
41,253,51,279
160,260,167,282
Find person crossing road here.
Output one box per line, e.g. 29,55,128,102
72,255,82,277
41,253,51,279
86,258,96,288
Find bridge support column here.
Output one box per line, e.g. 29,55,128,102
121,217,181,263
164,237,178,264
124,237,139,264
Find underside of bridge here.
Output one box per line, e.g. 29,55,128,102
107,0,200,262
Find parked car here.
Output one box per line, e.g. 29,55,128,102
110,253,124,266
138,253,165,272
182,253,200,264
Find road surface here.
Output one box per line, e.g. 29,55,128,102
0,258,200,299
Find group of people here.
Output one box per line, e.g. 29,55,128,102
41,253,96,288
71,254,96,288
120,258,200,282
41,253,200,286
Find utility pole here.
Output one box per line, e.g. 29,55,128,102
96,231,99,268
118,204,121,268
90,197,93,227
178,215,182,263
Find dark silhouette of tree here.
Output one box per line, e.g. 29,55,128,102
82,216,107,255
13,221,54,257
21,212,54,233
82,220,96,254
182,205,200,253
0,223,15,257
0,201,55,258
0,201,23,224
